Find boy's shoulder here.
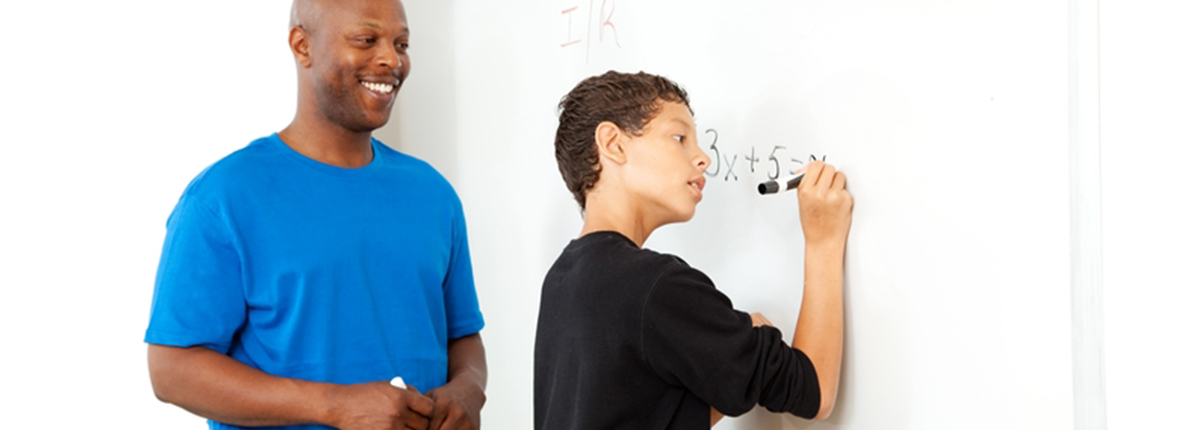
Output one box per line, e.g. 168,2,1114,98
551,231,698,291
570,231,684,266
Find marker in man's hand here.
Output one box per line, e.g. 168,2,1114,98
390,376,407,390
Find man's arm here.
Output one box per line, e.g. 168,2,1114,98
148,344,434,430
792,160,852,420
425,333,488,430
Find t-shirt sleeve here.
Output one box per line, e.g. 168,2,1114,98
144,194,247,354
640,261,821,419
442,195,484,339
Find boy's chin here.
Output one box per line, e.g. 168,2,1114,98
681,208,697,222
667,206,698,224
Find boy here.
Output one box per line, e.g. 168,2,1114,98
534,71,853,429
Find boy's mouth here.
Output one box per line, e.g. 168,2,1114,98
688,177,706,196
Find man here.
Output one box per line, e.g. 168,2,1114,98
535,71,852,429
145,1,486,429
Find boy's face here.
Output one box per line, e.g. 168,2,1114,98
622,101,711,224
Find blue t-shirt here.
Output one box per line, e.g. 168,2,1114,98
145,134,484,430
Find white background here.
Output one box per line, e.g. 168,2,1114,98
1098,1,1200,429
0,1,1196,429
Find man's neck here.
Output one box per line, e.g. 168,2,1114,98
278,113,375,169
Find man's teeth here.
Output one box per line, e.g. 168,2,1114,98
362,82,394,94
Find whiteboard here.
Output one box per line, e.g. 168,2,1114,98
395,1,1074,429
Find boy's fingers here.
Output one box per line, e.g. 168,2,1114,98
800,160,825,189
750,312,774,327
816,164,836,190
832,171,846,191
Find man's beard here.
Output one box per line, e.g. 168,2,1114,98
315,76,389,133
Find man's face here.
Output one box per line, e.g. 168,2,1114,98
622,101,711,224
304,0,410,132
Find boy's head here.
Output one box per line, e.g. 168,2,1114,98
555,71,711,222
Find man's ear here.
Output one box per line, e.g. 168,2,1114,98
595,121,628,165
289,26,313,68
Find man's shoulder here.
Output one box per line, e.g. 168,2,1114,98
373,142,459,198
374,141,437,174
178,136,281,200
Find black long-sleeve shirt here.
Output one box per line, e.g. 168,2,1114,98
534,231,820,430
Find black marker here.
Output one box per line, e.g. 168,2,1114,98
757,171,806,195
759,154,825,195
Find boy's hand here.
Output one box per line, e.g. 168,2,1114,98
797,160,853,247
750,312,774,328
324,381,434,430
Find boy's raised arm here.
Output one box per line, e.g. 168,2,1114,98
792,160,853,420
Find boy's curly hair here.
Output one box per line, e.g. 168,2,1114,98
555,71,692,210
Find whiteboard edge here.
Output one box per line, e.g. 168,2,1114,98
1068,0,1107,429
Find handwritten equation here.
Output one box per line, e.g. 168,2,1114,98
702,129,811,182
560,0,621,63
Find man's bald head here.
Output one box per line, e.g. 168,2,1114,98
290,0,408,35
289,0,322,32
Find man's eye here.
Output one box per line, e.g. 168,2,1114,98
398,43,409,50
673,135,685,143
359,37,376,44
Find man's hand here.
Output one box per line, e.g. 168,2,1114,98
324,381,435,430
425,382,485,430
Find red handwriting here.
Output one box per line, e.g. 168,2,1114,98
560,6,582,47
560,0,621,63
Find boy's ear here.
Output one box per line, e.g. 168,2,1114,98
594,121,627,165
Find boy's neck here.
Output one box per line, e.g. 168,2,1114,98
579,192,657,248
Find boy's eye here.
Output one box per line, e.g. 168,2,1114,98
672,135,685,143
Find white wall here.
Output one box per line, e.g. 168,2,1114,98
439,2,1076,429
377,1,460,183
416,1,1199,429
1,1,295,427
1099,1,1200,428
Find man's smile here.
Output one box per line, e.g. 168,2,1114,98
360,80,397,95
